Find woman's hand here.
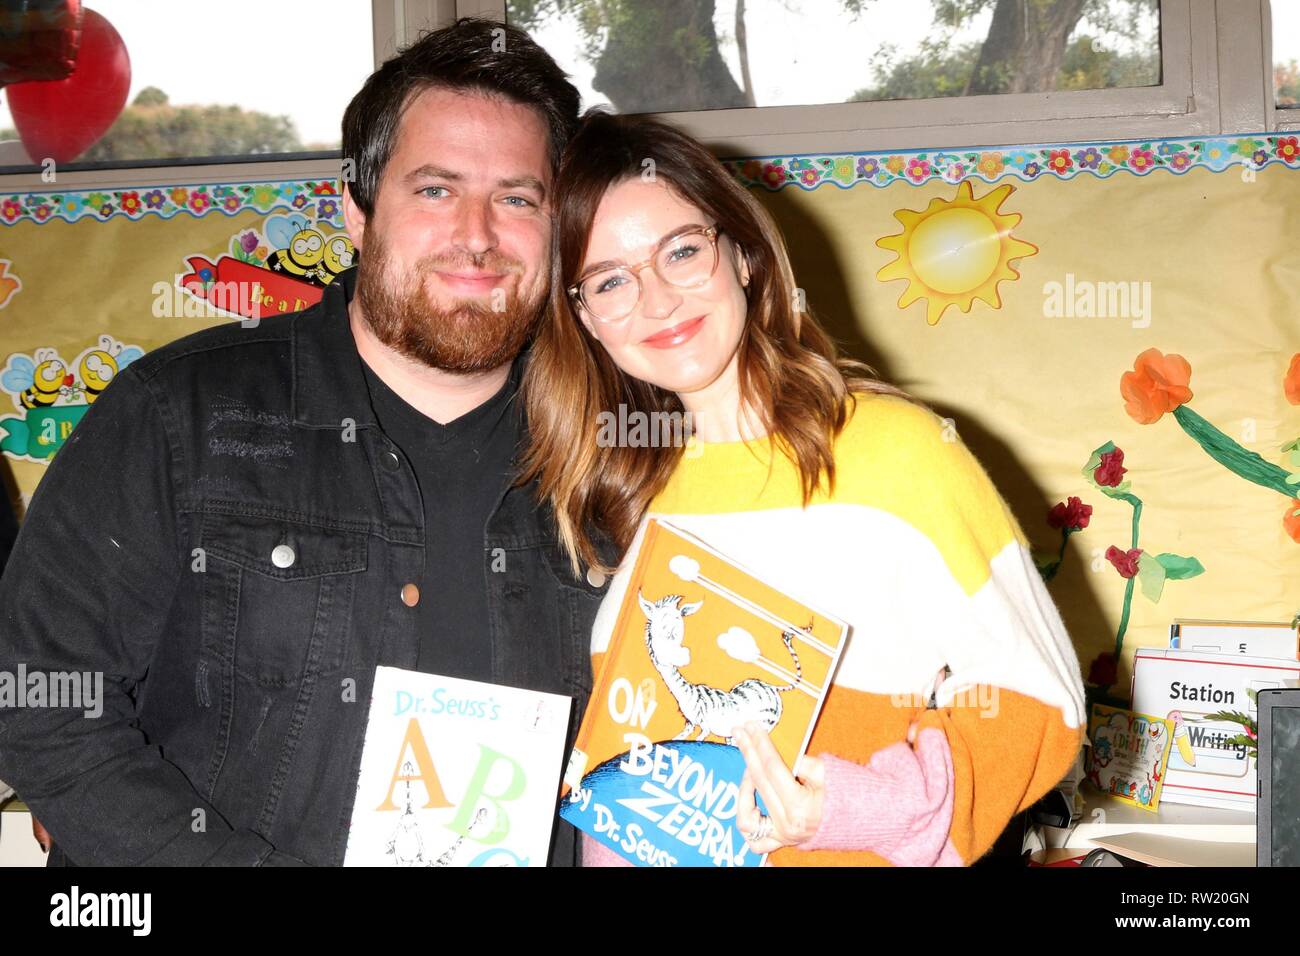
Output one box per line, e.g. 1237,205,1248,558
733,721,825,854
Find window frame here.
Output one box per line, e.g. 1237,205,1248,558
0,0,458,192
0,0,1290,195
474,0,1294,156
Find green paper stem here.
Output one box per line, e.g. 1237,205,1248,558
1040,526,1077,583
1115,574,1135,661
1174,405,1296,498
1112,491,1142,662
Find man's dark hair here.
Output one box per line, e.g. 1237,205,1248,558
342,17,580,218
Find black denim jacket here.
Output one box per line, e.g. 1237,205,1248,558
0,267,613,866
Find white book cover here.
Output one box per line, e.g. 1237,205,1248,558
343,666,571,867
1168,619,1299,659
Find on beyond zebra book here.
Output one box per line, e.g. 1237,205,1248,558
560,519,850,867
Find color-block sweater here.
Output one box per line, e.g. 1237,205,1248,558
583,392,1087,866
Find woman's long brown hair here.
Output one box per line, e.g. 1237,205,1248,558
520,110,919,578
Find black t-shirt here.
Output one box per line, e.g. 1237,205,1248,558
359,357,522,680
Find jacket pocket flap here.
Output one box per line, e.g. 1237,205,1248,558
201,512,367,579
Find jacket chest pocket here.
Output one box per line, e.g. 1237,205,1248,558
199,512,368,684
539,537,610,698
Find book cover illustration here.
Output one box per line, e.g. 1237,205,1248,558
560,519,850,867
1085,703,1174,812
343,666,571,867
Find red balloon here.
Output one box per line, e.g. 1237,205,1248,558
0,0,84,85
6,8,130,164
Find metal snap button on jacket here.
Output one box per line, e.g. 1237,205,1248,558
271,544,296,568
381,450,401,472
585,567,606,588
401,582,420,607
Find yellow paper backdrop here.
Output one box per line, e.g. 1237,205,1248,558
2,135,1298,691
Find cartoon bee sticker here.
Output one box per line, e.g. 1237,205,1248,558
316,233,355,285
265,214,327,281
78,337,144,404
3,350,72,409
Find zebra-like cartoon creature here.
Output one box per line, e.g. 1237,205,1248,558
386,759,429,866
432,807,488,867
638,592,802,745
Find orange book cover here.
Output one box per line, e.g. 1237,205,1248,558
559,519,849,867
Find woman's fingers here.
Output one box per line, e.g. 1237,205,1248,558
736,768,782,856
743,834,784,857
736,723,806,840
734,726,781,827
736,770,760,829
734,726,827,846
739,722,806,815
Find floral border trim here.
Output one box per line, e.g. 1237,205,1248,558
723,133,1299,191
3,133,1297,225
0,179,345,227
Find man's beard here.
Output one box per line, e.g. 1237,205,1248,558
355,228,543,373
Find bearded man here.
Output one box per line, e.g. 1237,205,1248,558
0,18,613,867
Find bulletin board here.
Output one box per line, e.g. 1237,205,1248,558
1,132,1298,697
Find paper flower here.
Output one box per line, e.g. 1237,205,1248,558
1088,652,1118,687
1048,495,1093,530
1094,447,1127,488
1128,350,1296,530
1121,348,1193,424
1038,496,1093,583
1105,546,1142,578
1286,499,1300,544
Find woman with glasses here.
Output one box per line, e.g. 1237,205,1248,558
520,110,1086,866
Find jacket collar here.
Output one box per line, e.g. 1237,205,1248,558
291,266,532,430
291,266,376,429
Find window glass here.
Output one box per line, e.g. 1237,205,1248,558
0,0,374,167
508,0,1161,114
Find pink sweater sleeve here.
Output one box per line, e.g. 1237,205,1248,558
797,725,964,866
582,833,633,867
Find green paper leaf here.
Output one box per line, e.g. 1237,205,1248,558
1137,553,1166,602
1155,553,1205,580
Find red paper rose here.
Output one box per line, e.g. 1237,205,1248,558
1048,495,1093,530
1088,652,1118,687
1094,447,1127,488
1105,545,1142,578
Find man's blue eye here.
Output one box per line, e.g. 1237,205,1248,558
504,196,535,208
420,186,447,199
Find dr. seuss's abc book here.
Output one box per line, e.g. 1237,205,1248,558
1085,703,1175,812
343,667,571,866
560,519,850,867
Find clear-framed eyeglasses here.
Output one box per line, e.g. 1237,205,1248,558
568,224,724,324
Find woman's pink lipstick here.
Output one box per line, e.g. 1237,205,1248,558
641,315,705,349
